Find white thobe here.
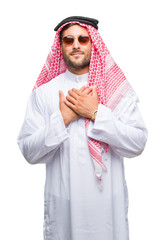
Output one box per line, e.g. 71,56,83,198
17,70,147,240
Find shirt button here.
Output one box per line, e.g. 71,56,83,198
78,76,82,82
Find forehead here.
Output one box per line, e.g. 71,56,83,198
62,24,90,37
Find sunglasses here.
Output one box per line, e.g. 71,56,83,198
62,35,90,46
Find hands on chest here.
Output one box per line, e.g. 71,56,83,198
59,85,98,127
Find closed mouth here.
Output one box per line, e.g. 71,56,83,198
70,51,84,56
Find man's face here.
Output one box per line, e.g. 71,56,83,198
60,25,92,73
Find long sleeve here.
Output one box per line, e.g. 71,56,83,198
17,90,69,164
87,96,147,158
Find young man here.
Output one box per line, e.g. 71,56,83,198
18,16,147,240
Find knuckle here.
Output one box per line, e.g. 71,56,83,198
76,102,80,108
67,96,71,101
81,96,85,101
74,106,78,111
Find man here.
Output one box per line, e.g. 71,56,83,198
17,16,147,240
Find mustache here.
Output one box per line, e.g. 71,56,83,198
70,50,84,55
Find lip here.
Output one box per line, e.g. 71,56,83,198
71,52,83,56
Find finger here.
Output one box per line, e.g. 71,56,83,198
64,99,75,110
71,85,88,95
79,85,88,93
71,88,81,96
66,95,77,105
83,87,93,95
92,86,98,96
68,90,79,100
72,86,92,96
59,90,64,102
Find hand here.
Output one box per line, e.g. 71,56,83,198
59,90,79,127
65,85,98,119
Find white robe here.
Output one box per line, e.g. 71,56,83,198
17,70,147,240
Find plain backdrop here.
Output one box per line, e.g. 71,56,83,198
0,0,165,239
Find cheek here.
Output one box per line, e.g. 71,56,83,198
85,43,92,55
85,46,92,57
61,45,72,56
61,48,67,58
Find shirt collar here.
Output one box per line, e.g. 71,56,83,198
65,69,89,83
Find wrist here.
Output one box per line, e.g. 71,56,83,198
91,110,98,121
62,114,70,127
63,118,69,127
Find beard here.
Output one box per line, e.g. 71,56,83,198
62,50,91,70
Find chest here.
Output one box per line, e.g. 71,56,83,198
42,76,88,123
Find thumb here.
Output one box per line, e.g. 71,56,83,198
59,90,64,102
93,85,98,96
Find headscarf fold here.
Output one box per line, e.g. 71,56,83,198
34,21,131,184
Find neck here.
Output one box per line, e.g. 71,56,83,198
67,66,89,75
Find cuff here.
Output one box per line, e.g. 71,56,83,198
87,104,112,141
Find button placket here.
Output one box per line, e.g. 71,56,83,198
77,118,88,165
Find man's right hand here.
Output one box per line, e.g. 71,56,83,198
59,90,80,127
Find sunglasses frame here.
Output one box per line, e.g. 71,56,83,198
62,35,90,46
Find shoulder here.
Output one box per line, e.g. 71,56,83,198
113,88,139,118
31,73,66,109
34,72,66,98
37,73,65,92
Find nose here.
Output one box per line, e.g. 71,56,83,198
72,38,80,49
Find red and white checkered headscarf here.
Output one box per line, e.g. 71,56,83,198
34,21,131,183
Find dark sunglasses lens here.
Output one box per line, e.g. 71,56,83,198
62,36,90,46
79,36,90,45
63,36,74,45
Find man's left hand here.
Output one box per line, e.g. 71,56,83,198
64,85,98,119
